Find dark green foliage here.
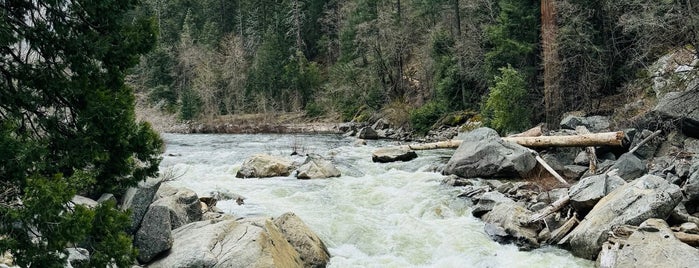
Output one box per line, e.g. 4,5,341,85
410,101,447,135
485,0,540,86
483,65,531,134
1,0,161,266
180,89,202,120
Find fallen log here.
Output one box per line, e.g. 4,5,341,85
402,131,625,150
534,154,569,186
548,213,579,244
674,231,699,246
502,131,624,148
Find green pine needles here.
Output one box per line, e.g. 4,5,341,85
1,0,162,266
483,65,532,134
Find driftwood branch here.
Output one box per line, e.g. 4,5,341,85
528,195,570,223
548,213,579,244
674,231,699,246
535,154,569,186
628,130,662,155
406,140,462,150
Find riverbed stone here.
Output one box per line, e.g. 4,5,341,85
121,177,163,233
444,128,536,179
236,154,294,178
482,203,540,250
607,153,647,181
153,185,202,229
134,205,173,263
568,174,626,214
683,161,699,203
371,147,418,163
562,174,683,259
296,154,341,179
652,86,699,138
597,218,699,268
471,191,515,217
357,127,379,140
560,115,611,132
273,213,330,267
149,218,304,268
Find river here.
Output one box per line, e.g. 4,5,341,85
159,133,592,268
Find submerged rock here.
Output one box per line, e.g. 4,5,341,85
371,147,418,163
236,154,294,178
444,128,536,179
562,174,683,259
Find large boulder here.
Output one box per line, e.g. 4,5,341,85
149,218,305,268
482,203,540,250
296,154,341,179
273,213,330,267
568,174,626,214
652,87,699,138
444,128,536,178
134,205,173,263
683,161,699,203
371,147,418,163
121,178,163,233
153,185,203,229
597,218,699,268
357,127,379,140
607,153,647,181
562,174,683,259
471,191,515,217
236,154,294,178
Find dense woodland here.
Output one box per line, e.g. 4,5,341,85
131,0,698,134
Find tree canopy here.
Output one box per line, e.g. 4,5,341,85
1,0,162,266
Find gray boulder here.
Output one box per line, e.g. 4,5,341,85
560,115,611,132
607,153,647,181
236,154,294,178
568,174,626,214
70,195,98,209
65,247,89,268
482,203,540,250
153,185,202,229
471,191,515,217
683,161,699,203
149,218,305,268
562,174,683,259
371,147,418,163
134,205,173,263
444,128,536,178
296,154,341,179
121,178,163,233
629,129,662,159
357,127,379,139
597,218,699,268
273,213,330,267
652,87,699,137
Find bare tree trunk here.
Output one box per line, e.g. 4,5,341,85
541,0,562,126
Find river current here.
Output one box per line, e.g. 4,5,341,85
160,133,592,268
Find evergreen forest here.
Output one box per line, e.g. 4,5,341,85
131,0,698,133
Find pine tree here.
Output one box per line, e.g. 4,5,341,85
0,0,161,266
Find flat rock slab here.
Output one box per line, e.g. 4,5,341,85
372,147,418,163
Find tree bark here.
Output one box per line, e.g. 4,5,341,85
502,131,624,147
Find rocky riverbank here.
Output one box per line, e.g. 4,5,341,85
435,88,699,266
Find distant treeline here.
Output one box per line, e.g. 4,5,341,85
129,0,698,134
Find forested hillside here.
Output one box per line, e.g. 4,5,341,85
130,0,698,134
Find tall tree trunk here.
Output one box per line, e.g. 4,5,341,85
541,0,561,126
453,0,466,107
